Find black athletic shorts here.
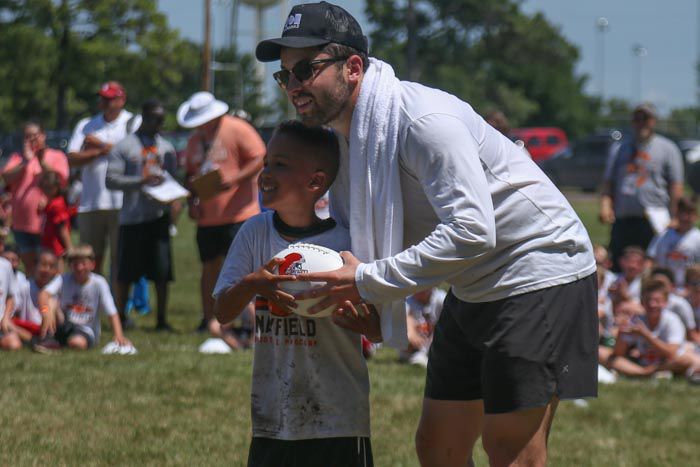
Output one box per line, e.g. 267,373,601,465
116,215,173,283
196,221,245,263
247,436,373,467
425,273,598,414
55,322,95,348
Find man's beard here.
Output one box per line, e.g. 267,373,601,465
298,74,353,126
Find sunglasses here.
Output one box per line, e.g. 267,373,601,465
273,57,348,89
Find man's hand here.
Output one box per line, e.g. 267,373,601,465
294,251,363,315
245,257,299,313
143,174,164,186
599,202,615,224
84,135,111,155
331,302,382,343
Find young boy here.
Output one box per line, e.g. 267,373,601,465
10,250,61,344
213,121,380,467
45,245,130,350
647,196,700,288
606,278,700,379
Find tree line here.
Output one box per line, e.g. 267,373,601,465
1,0,694,139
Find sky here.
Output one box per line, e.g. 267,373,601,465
159,0,699,116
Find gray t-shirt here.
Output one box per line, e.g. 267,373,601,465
57,273,117,343
213,211,370,440
604,134,684,217
647,227,700,287
667,293,697,332
106,133,177,225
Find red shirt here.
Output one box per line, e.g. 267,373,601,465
41,196,71,256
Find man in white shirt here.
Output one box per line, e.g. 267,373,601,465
256,3,597,466
67,81,132,288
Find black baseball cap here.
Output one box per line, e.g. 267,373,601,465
256,1,368,62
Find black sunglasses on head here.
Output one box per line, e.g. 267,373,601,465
273,57,348,89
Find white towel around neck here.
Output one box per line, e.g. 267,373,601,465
337,58,408,349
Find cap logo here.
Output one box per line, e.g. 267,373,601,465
283,13,302,32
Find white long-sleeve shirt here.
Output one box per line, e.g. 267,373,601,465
332,81,595,304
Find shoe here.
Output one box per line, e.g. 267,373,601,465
155,322,176,333
32,337,61,354
686,368,700,385
120,317,137,330
195,318,210,333
361,336,375,359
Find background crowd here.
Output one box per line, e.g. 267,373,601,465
0,78,699,387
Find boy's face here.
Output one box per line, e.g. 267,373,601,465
2,251,19,271
677,208,697,233
641,290,666,320
35,253,58,285
259,134,323,212
70,257,95,283
620,253,644,278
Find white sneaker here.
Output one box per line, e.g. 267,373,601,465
408,351,429,368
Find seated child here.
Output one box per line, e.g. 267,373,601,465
650,267,698,343
213,121,380,467
609,246,646,304
400,287,447,367
42,244,130,350
647,196,700,288
0,254,19,350
10,250,60,343
605,278,700,379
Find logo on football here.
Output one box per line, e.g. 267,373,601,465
272,243,344,318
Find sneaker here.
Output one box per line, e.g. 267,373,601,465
686,368,700,385
32,337,61,354
155,322,176,333
195,318,210,334
120,317,137,331
361,336,375,359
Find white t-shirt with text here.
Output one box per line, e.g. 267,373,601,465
213,211,370,441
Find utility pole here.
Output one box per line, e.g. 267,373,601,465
596,17,609,102
406,0,418,81
202,0,212,91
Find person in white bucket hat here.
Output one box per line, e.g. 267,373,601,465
178,92,266,335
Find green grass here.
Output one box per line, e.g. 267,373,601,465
2,192,699,466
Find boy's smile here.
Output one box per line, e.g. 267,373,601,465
260,133,323,227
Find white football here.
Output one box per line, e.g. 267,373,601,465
273,243,344,318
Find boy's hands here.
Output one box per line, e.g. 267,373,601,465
294,251,363,315
331,302,382,343
245,257,298,313
113,335,131,347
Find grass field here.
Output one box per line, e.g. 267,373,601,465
2,192,699,466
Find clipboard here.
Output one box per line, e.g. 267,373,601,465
142,172,190,204
190,169,223,201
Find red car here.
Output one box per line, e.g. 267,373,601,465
510,127,569,162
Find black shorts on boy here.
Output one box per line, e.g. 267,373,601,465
248,436,373,467
54,321,95,348
425,273,598,414
116,214,173,283
196,221,245,262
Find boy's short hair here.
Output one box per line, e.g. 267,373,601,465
641,278,669,298
66,244,95,263
685,264,700,284
2,243,17,255
677,196,697,214
37,248,58,263
622,245,645,259
272,120,340,193
650,267,674,285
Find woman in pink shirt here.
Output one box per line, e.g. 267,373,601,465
1,121,69,275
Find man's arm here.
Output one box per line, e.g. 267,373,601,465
599,181,616,224
668,181,684,219
105,143,146,191
68,135,111,168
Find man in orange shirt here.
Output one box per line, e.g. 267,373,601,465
178,92,265,332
